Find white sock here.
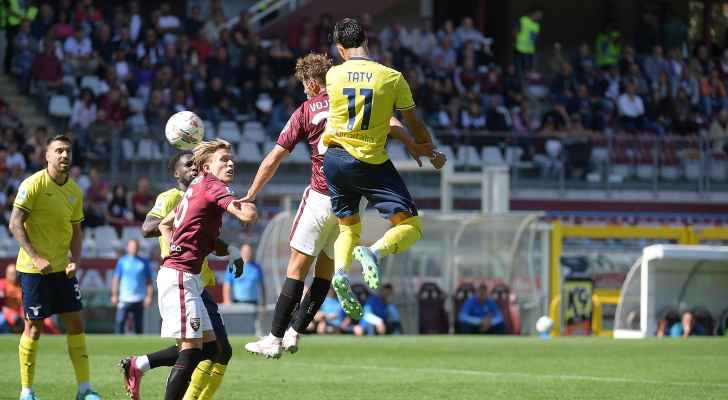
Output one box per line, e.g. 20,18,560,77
78,382,91,393
21,388,33,396
135,355,151,372
268,333,283,341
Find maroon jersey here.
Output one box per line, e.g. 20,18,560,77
276,91,329,195
163,173,235,274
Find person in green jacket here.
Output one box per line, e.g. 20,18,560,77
513,7,543,78
4,0,37,74
595,23,621,69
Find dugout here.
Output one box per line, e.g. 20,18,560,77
613,245,728,338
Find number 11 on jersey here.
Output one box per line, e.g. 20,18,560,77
343,87,373,130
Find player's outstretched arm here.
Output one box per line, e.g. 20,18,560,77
226,199,258,225
398,111,447,169
388,117,435,167
242,145,289,202
141,214,163,238
8,207,51,274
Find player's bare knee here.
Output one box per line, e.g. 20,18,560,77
390,211,414,226
24,319,43,339
339,214,360,226
313,254,335,279
287,249,314,280
59,312,85,334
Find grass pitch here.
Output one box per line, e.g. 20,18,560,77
0,335,726,399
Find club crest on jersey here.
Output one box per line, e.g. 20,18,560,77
68,195,76,204
17,188,28,202
190,318,201,331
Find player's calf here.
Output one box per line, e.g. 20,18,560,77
164,347,203,400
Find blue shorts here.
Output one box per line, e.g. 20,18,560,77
201,289,228,339
18,271,83,319
323,146,418,219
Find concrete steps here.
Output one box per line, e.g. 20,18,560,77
0,73,53,131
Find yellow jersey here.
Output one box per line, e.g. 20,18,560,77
14,170,84,274
322,57,416,164
148,188,216,287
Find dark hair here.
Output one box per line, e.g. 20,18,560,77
168,151,193,176
333,18,366,49
46,134,72,146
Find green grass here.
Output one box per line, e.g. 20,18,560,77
0,335,726,399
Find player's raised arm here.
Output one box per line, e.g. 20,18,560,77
388,117,436,167
243,145,289,202
226,199,258,224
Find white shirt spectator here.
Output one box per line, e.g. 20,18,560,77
130,14,142,42
461,110,487,129
115,60,131,80
6,152,26,171
617,93,645,118
404,28,437,58
70,100,97,129
158,15,180,30
64,36,92,58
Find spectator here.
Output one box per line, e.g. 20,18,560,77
486,96,512,131
643,45,669,85
70,88,97,148
455,16,490,52
106,183,132,237
128,1,142,42
185,5,205,38
457,284,506,334
618,82,646,132
63,26,94,77
131,177,154,223
157,2,181,44
223,244,265,305
6,140,26,172
573,43,596,78
461,102,486,130
70,165,90,193
111,239,153,334
52,11,74,41
431,36,457,72
309,288,346,334
11,21,36,78
355,284,402,336
710,109,728,153
94,23,114,64
595,23,621,69
674,68,700,105
0,264,23,333
31,3,54,41
669,310,705,338
700,69,728,115
30,43,64,100
514,8,543,76
83,167,108,228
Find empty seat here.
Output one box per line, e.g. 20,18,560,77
218,121,242,144
482,146,505,165
237,141,262,163
388,144,409,161
49,95,72,117
127,97,145,114
121,139,135,160
439,145,456,166
243,121,267,143
121,226,143,243
80,75,101,95
203,120,216,140
136,139,158,160
457,145,482,168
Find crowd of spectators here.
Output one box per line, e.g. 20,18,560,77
3,1,728,223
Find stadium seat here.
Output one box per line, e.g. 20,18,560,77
482,146,505,165
289,144,310,164
121,138,135,160
237,141,262,163
710,156,728,181
127,113,148,135
388,143,409,161
504,146,524,166
684,158,702,182
660,155,682,181
263,140,277,154
243,121,267,143
136,139,159,161
456,145,482,168
491,283,520,334
80,75,101,95
127,97,145,114
121,226,144,243
203,120,216,140
218,121,242,144
417,282,449,334
439,145,456,167
93,226,121,257
48,95,72,117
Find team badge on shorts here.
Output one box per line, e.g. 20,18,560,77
190,318,201,331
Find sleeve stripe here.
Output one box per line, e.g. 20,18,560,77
395,104,416,111
71,218,84,224
13,204,32,213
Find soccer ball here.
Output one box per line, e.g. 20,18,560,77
165,111,204,150
535,316,554,334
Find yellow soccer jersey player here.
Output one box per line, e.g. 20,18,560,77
323,59,415,164
14,169,84,274
148,188,216,287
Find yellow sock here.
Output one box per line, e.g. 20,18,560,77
67,334,90,385
334,222,361,272
183,359,212,400
371,216,422,258
19,334,39,389
198,363,227,400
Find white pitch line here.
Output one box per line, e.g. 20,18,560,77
293,362,728,389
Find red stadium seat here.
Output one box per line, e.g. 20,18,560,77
417,282,449,334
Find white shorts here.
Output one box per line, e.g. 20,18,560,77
157,266,211,339
289,187,339,258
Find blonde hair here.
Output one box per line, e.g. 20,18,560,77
192,139,232,171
